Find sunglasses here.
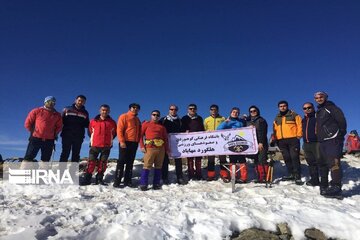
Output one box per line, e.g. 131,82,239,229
279,105,287,108
303,107,313,110
188,108,196,110
152,113,160,117
250,110,257,113
169,108,177,111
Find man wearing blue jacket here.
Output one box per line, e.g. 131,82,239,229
60,95,89,162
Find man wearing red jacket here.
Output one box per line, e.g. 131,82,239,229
81,104,117,185
139,110,169,190
24,96,62,162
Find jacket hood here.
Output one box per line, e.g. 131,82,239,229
248,105,260,116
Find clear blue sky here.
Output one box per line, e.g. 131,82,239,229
0,0,359,159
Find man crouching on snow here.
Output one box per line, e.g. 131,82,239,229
139,110,169,191
81,104,117,186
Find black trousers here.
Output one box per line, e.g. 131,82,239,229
303,142,322,181
114,141,138,184
59,136,84,162
278,137,301,176
207,155,227,172
162,153,183,180
24,137,54,162
319,139,344,187
229,155,246,164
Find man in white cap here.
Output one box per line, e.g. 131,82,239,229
314,91,347,199
23,96,62,162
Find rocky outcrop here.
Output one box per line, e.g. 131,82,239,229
231,223,333,240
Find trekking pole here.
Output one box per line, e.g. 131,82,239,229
266,146,276,188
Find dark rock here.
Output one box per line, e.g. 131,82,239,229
304,228,327,240
233,228,280,240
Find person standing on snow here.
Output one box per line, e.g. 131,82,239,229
314,91,347,198
139,110,169,191
246,105,269,183
160,104,187,185
217,107,248,183
181,104,205,181
113,103,142,188
59,95,89,163
81,104,117,185
23,96,62,163
301,102,323,187
204,104,226,181
272,100,303,185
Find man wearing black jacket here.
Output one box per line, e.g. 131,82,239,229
315,91,347,198
60,95,89,162
181,104,205,180
301,102,322,186
160,104,187,185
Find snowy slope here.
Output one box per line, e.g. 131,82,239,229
1,154,360,240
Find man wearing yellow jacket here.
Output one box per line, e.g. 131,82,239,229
272,100,303,184
204,104,226,181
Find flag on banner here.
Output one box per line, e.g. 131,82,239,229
168,126,258,158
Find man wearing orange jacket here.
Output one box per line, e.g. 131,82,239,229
24,96,62,162
113,103,142,188
272,100,303,184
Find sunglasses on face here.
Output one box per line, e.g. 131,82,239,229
188,108,196,110
303,107,313,110
169,108,177,111
279,105,287,108
250,110,257,113
152,113,160,117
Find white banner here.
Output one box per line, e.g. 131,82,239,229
169,126,258,158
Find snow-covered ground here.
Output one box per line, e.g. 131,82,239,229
1,154,360,240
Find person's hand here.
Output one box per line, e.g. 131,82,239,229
141,148,146,153
120,142,126,148
258,143,264,151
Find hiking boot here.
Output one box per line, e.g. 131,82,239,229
221,177,230,183
306,179,320,187
320,186,328,195
193,175,203,181
236,179,247,184
207,176,216,181
80,173,92,186
177,177,187,185
113,182,121,188
124,181,134,188
294,174,304,185
282,174,295,181
162,178,170,185
322,185,342,197
153,184,162,190
139,185,148,191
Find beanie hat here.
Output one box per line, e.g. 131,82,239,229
44,96,56,103
314,91,328,99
